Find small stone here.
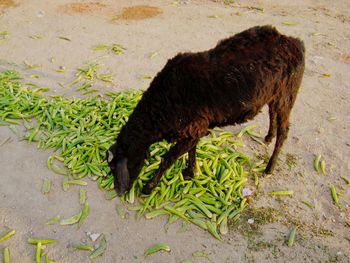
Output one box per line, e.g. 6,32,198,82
242,188,253,197
37,11,45,18
247,218,254,224
87,232,101,242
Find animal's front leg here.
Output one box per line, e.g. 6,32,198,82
182,140,199,180
142,138,198,194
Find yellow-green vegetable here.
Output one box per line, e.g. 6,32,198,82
144,243,171,256
192,251,210,260
268,190,293,197
80,189,87,205
3,247,10,263
36,242,42,263
46,215,60,225
206,221,221,240
89,235,107,259
28,238,57,245
60,211,82,225
320,160,326,174
314,154,321,173
287,226,297,247
41,178,52,194
0,230,15,243
78,202,90,229
330,185,340,208
72,244,94,251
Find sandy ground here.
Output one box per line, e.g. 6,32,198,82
1,0,350,262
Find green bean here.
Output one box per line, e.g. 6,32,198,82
192,250,210,260
320,160,326,175
144,243,170,256
60,211,82,225
41,178,51,194
330,185,340,208
163,206,188,221
186,195,213,219
92,44,109,51
62,176,69,191
314,154,321,173
49,162,68,176
287,226,297,247
66,179,88,186
78,202,90,228
228,209,241,220
206,221,221,240
301,200,314,209
35,242,42,263
219,215,228,235
89,235,107,259
341,176,350,185
172,198,190,209
80,189,87,204
268,190,293,197
239,198,247,210
3,247,10,263
46,215,60,225
217,204,236,225
0,230,15,243
202,160,213,177
203,203,222,215
28,238,57,245
82,89,99,95
72,244,94,251
237,124,259,138
166,174,179,185
188,217,207,230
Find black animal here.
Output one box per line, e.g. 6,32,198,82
107,25,305,195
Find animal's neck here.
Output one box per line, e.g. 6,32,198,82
118,112,156,158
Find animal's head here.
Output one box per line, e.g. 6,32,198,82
106,145,130,196
106,142,148,196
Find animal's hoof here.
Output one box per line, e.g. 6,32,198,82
264,165,273,175
182,169,194,180
142,182,155,195
264,135,273,145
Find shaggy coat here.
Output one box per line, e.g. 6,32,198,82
107,25,305,195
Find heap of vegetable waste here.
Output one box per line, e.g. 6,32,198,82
0,70,263,239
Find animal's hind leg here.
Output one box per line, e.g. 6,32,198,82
265,102,277,144
142,138,198,194
183,141,199,180
265,73,302,174
264,108,291,174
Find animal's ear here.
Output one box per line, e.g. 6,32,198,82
107,150,114,163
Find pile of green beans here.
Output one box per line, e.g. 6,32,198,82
0,70,253,239
127,131,250,239
0,70,140,190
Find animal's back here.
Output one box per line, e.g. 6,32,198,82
135,25,305,139
209,26,305,103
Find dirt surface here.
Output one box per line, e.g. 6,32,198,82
0,0,17,13
57,2,108,15
0,0,350,262
115,5,163,21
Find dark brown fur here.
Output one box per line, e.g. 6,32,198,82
107,25,305,195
